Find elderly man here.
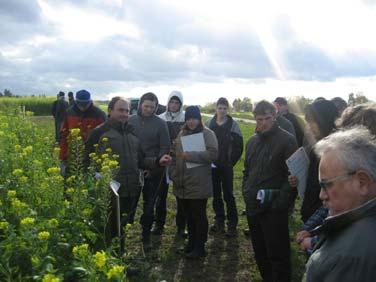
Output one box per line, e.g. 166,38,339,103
304,127,376,282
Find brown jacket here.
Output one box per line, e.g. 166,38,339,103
171,126,218,199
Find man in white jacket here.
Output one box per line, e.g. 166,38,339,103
152,91,187,237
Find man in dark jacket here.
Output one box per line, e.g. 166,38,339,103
304,127,376,282
151,91,187,237
52,91,69,142
59,89,107,162
242,100,297,282
206,97,243,237
128,92,171,251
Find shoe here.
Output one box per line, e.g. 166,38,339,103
126,267,140,277
177,228,188,239
225,227,238,238
151,225,164,235
243,228,251,238
209,223,225,234
185,247,206,259
142,236,153,252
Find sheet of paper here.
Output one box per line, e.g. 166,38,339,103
180,132,205,169
286,147,310,198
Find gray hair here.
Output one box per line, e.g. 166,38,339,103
314,127,376,180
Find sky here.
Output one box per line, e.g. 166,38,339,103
0,0,375,105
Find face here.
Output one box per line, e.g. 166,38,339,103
168,98,181,113
319,151,363,216
141,99,157,117
77,102,91,112
186,118,200,130
255,112,275,133
273,102,282,112
306,120,322,140
216,104,228,118
109,100,129,123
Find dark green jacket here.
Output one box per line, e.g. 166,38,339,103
242,123,297,215
85,119,156,197
304,198,376,282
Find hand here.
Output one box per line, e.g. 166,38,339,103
296,230,311,243
159,154,172,166
288,175,298,187
300,237,312,251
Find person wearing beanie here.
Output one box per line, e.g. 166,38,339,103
205,97,243,237
52,91,69,142
128,92,171,251
289,99,339,223
59,89,106,162
242,100,298,281
152,91,187,237
170,105,218,259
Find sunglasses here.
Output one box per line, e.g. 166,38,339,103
319,171,356,190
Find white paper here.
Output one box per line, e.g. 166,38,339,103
110,180,120,196
257,190,265,204
180,132,205,169
286,147,310,198
165,169,173,184
109,180,121,237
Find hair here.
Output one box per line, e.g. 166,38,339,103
336,104,376,136
314,127,376,181
108,96,128,111
331,97,348,114
141,92,158,104
253,100,276,116
305,99,338,138
216,97,229,108
274,97,288,106
68,91,74,97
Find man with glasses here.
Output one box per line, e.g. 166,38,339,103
304,127,376,282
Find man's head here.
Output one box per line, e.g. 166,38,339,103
168,91,182,113
273,97,288,113
108,97,129,123
331,97,348,115
253,100,276,133
336,104,376,136
315,127,376,216
185,105,202,130
216,97,229,118
75,89,92,111
68,91,74,99
140,92,158,117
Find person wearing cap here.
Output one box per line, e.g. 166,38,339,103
170,105,218,259
206,97,243,237
59,89,107,162
52,91,69,142
128,92,171,251
242,100,298,281
151,91,187,237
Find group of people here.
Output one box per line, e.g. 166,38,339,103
53,89,376,281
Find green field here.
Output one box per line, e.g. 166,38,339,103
11,115,306,281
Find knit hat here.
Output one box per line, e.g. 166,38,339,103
185,106,201,121
76,90,92,104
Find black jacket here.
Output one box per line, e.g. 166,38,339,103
242,124,298,215
206,115,243,167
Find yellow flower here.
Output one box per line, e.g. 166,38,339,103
89,152,96,158
101,166,110,173
109,160,119,169
20,217,35,225
14,144,21,151
82,208,92,217
105,148,112,153
12,169,23,176
94,251,107,269
0,220,9,230
25,111,34,116
72,244,89,258
47,167,60,174
101,137,108,142
0,123,8,129
19,176,28,184
64,199,70,208
66,175,76,184
66,187,75,194
70,128,81,136
22,146,33,155
11,198,28,209
38,231,50,240
7,190,17,198
101,153,109,159
106,265,125,280
42,274,60,282
53,147,60,155
48,218,59,228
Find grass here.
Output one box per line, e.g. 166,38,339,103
32,116,306,282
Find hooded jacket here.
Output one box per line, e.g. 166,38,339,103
158,91,185,141
128,93,170,176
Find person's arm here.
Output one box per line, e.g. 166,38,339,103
184,130,218,164
230,121,243,166
242,140,251,191
159,120,171,157
303,206,328,232
84,127,103,170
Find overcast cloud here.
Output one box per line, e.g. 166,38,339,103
0,0,375,104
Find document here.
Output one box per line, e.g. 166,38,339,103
286,147,310,198
181,132,205,169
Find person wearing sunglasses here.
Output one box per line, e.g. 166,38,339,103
303,127,376,282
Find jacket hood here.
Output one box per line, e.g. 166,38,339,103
137,92,159,116
166,90,184,115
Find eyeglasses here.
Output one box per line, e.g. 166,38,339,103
319,171,356,190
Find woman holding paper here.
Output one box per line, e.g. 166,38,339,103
170,106,218,259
